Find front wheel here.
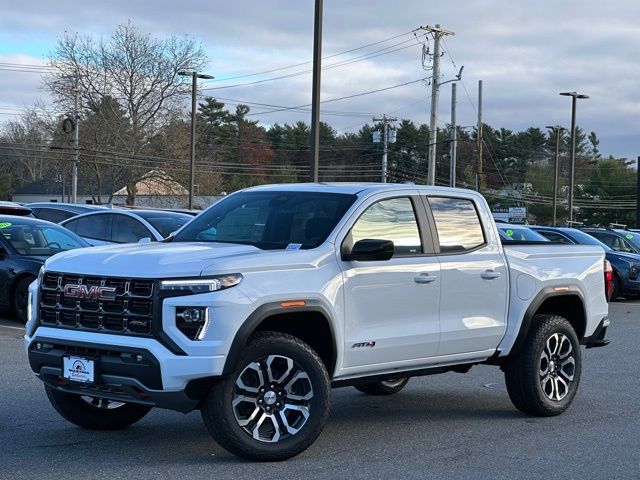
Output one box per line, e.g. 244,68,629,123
201,332,331,461
13,276,34,324
355,377,410,395
45,386,151,430
504,314,581,416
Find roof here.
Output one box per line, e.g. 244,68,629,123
244,182,479,196
26,202,110,213
0,215,55,226
112,170,188,196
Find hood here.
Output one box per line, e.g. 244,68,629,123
606,251,640,264
44,242,264,278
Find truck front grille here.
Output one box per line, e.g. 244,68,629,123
39,272,155,337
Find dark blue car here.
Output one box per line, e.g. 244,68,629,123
0,216,89,322
531,226,640,300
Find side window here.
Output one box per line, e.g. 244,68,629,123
33,208,73,224
75,215,110,241
111,215,152,243
540,231,572,244
351,197,422,255
428,197,485,253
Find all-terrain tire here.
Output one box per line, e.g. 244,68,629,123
355,377,410,395
201,331,331,461
504,314,581,416
45,386,151,430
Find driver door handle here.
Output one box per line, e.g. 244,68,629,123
481,269,501,280
414,273,437,284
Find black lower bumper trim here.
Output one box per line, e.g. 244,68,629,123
583,317,610,349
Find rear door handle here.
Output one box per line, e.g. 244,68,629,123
481,270,501,280
414,273,437,284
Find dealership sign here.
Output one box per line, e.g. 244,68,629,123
492,207,527,225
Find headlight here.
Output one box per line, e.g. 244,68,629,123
160,274,243,294
37,266,45,283
629,264,640,280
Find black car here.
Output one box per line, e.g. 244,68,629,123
531,226,640,300
0,216,89,322
27,202,108,223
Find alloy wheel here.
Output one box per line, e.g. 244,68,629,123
539,332,575,401
232,355,313,443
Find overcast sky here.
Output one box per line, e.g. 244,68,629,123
1,0,638,159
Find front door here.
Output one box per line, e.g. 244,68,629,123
340,196,441,372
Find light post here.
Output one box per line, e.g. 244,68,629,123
559,91,589,224
179,70,214,209
546,125,566,226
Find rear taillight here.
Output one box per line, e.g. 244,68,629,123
604,260,614,302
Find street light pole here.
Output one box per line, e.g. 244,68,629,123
309,0,323,183
546,125,566,226
559,91,589,224
179,70,214,210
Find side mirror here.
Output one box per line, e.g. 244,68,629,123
138,237,152,244
343,239,394,262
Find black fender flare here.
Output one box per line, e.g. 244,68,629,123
221,299,337,375
507,286,585,357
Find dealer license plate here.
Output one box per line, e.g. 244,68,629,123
62,356,95,384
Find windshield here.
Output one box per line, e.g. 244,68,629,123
173,191,357,250
499,225,549,241
0,221,87,256
135,211,192,238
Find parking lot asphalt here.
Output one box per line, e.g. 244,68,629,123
1,304,639,480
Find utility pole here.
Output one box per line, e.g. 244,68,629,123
373,115,397,183
477,79,483,193
71,82,79,204
419,24,454,185
309,0,323,182
178,70,214,210
636,156,640,228
546,125,566,226
560,91,589,224
450,82,457,187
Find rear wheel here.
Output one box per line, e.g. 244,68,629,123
504,314,581,416
45,386,151,430
12,276,34,324
201,332,330,461
355,377,410,395
611,275,621,301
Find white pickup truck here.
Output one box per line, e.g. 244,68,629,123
24,184,610,461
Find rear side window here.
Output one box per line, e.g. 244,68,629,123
111,215,152,243
33,208,74,223
72,215,110,241
351,197,422,255
428,197,485,253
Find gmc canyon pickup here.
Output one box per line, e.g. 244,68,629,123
24,184,610,461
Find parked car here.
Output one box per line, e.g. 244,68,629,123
496,223,549,242
27,202,108,223
60,209,193,245
0,201,33,216
532,226,640,300
25,184,609,461
0,216,89,322
582,227,640,255
117,204,200,216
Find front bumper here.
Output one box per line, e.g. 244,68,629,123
26,329,227,413
582,317,610,349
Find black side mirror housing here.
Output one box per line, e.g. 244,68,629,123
343,239,394,262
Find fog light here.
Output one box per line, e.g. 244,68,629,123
176,307,209,340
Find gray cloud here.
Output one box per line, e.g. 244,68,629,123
0,0,638,158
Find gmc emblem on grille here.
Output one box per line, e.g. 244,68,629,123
63,284,117,301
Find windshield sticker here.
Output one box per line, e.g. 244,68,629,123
0,222,11,229
626,234,633,239
506,229,514,237
286,243,302,250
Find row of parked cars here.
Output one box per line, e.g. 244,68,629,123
0,202,197,322
497,222,640,301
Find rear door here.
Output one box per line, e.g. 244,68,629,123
340,194,441,371
426,196,508,356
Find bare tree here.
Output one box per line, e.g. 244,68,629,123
45,21,208,203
